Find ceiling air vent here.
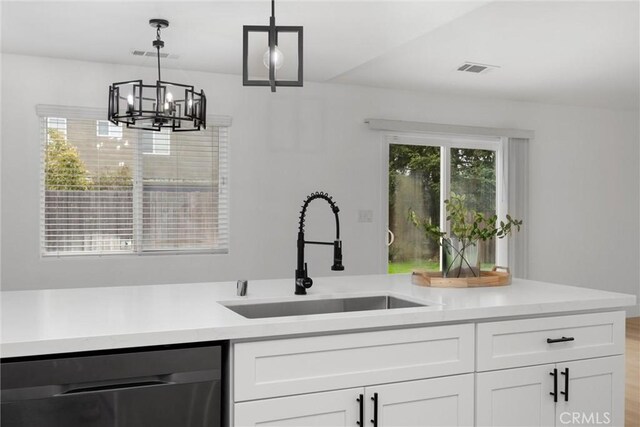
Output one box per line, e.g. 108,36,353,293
457,62,500,74
130,50,179,59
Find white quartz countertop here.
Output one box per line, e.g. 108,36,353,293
1,274,636,358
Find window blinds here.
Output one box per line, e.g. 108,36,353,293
39,106,230,256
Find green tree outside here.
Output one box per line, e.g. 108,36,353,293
45,129,91,190
388,144,441,265
450,148,496,214
388,144,497,273
45,129,133,191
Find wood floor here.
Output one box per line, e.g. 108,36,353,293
627,317,639,427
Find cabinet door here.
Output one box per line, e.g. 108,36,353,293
555,355,624,427
366,374,474,427
234,387,363,427
476,364,556,427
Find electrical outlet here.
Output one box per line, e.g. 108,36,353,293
358,209,373,223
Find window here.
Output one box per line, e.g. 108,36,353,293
40,108,230,256
141,129,171,155
96,120,123,138
46,117,67,141
387,134,505,274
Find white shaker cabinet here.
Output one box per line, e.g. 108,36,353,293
555,356,625,427
366,374,474,427
232,324,474,427
234,374,474,427
476,311,625,427
234,388,363,427
233,324,474,402
476,356,624,427
476,364,559,427
232,311,626,427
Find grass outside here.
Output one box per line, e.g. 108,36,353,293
388,260,439,274
388,260,495,274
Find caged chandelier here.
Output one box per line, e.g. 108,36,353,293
108,19,206,132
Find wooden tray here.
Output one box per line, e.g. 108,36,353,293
411,266,511,288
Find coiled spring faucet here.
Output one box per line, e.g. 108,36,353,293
295,192,344,295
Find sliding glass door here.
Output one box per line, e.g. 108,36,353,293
387,134,504,274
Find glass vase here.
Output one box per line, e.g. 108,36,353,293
442,238,480,278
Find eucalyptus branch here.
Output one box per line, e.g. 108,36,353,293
408,192,523,275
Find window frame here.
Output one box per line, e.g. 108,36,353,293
141,129,171,156
46,117,67,142
96,120,123,138
381,131,508,272
38,105,231,258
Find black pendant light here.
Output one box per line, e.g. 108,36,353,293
108,19,206,132
243,0,303,92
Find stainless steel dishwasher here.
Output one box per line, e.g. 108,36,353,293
1,343,222,427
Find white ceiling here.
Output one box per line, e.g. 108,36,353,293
1,1,638,110
332,1,640,110
0,1,486,81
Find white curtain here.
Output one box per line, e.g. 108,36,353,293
507,138,530,278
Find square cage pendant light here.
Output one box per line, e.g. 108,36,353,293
243,0,303,92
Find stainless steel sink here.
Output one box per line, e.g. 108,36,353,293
222,295,427,319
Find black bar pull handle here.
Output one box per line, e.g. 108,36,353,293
370,392,378,427
357,394,364,426
550,368,558,402
560,367,569,402
547,336,575,344
61,380,170,395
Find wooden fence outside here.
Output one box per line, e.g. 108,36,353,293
44,190,219,253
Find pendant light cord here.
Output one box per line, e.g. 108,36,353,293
271,0,275,19
156,25,162,82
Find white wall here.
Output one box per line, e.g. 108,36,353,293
1,54,638,315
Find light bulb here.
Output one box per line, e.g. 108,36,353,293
187,97,194,115
263,46,284,70
126,94,134,114
164,92,174,114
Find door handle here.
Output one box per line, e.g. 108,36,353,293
386,229,395,247
550,368,558,402
357,394,364,426
370,392,378,426
560,368,569,402
547,336,575,344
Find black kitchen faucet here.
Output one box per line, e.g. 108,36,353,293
295,192,344,295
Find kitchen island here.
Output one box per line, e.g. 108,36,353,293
1,274,636,426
